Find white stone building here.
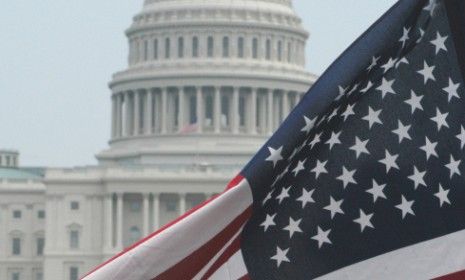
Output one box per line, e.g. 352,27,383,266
0,0,315,279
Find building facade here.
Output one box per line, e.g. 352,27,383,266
0,0,315,279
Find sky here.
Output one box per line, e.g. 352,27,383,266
0,0,397,167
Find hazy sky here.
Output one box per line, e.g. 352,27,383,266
0,0,397,167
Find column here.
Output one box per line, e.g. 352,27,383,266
116,193,123,248
283,91,290,120
178,88,185,132
267,89,273,134
142,193,150,236
144,90,153,135
214,86,221,133
111,95,117,138
250,88,257,134
232,87,239,134
152,193,160,230
133,91,140,135
105,194,113,249
196,87,203,132
179,193,186,215
161,88,167,134
124,92,132,137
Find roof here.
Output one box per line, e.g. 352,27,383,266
0,167,44,180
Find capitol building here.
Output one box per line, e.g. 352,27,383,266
0,0,315,279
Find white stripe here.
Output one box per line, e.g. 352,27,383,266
83,179,252,280
209,249,249,280
316,229,465,280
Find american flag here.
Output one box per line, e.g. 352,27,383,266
83,0,465,279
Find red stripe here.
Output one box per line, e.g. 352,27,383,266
227,174,245,190
200,235,241,279
238,275,250,280
152,207,252,280
433,269,465,280
82,176,245,279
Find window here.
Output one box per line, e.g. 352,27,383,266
6,155,10,166
166,200,177,212
134,41,140,63
70,201,79,210
192,36,199,57
237,37,244,58
38,210,45,219
35,272,43,280
178,37,184,58
277,40,283,61
70,230,79,249
130,201,141,212
266,39,271,60
252,38,258,59
11,272,20,280
129,226,141,244
70,267,79,280
207,36,214,57
13,210,21,219
222,36,229,58
37,237,45,256
239,95,246,126
12,237,21,255
287,42,292,62
144,40,148,61
165,38,170,58
205,95,213,126
153,39,158,60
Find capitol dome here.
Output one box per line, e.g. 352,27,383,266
98,0,316,167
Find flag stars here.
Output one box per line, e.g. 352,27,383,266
417,61,436,84
297,188,315,208
430,32,448,54
363,106,383,129
381,57,396,73
404,90,423,114
377,78,396,98
260,213,276,232
379,150,399,173
301,116,316,134
276,186,291,204
396,195,415,219
431,108,449,131
367,56,379,71
408,166,427,189
399,27,410,47
266,146,284,168
442,78,460,102
311,160,328,179
456,126,465,149
271,246,290,268
342,104,355,121
325,131,342,150
291,159,306,177
360,81,373,94
350,136,370,158
324,196,344,219
366,179,387,203
445,155,461,178
336,167,357,189
283,217,303,238
354,209,374,232
392,120,412,143
435,184,451,207
420,136,438,160
308,132,322,149
312,226,332,249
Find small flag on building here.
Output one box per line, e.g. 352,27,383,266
83,0,465,279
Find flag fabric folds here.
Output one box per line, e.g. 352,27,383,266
83,0,465,279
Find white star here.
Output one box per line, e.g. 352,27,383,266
353,209,374,232
324,196,344,219
312,226,332,248
266,146,283,168
417,28,425,43
336,166,357,189
262,192,272,205
396,195,415,219
392,120,412,143
445,155,461,178
377,78,396,98
395,57,409,68
297,188,315,208
417,61,436,84
367,56,379,71
366,179,387,203
435,184,451,207
308,132,322,149
442,78,460,102
342,104,355,121
283,217,303,238
271,246,290,268
404,90,423,114
291,159,306,177
420,136,438,160
311,160,328,179
457,126,465,149
301,116,316,134
379,150,399,173
424,0,437,16
408,166,426,189
430,31,448,54
362,106,382,129
335,86,347,101
350,136,370,159
327,107,339,122
399,27,410,47
325,131,341,150
276,186,290,204
360,81,373,93
431,108,449,131
381,57,396,73
260,213,276,232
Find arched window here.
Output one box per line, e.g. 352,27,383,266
192,36,199,58
252,38,258,59
130,226,141,244
134,40,140,62
178,37,184,58
277,40,283,61
237,37,244,58
165,38,170,59
153,39,158,60
287,42,292,62
266,39,271,60
144,40,148,61
222,36,229,58
207,36,214,58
